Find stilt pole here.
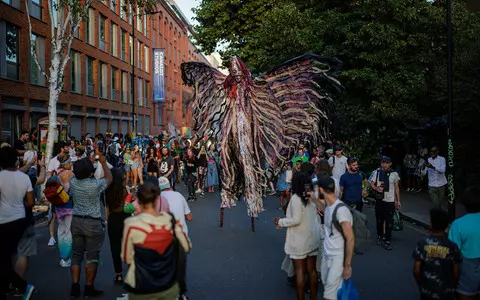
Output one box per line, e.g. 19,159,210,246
251,216,255,232
220,207,224,228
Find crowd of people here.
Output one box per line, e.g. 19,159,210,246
0,130,479,300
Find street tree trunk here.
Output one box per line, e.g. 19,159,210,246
45,52,62,167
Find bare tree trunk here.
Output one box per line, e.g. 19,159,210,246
45,54,61,166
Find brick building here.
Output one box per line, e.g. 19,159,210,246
0,0,208,144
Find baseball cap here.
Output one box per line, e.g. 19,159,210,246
314,176,336,191
326,149,334,154
334,145,343,151
158,176,171,190
381,156,392,163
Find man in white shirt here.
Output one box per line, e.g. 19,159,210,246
328,145,348,182
310,176,354,300
370,156,401,250
425,146,447,210
158,177,192,300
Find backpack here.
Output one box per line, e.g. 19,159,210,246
44,171,70,206
331,202,371,253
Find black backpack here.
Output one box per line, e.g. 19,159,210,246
331,202,371,253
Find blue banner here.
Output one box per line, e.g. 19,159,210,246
153,49,165,103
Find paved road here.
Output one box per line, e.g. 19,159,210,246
11,186,426,300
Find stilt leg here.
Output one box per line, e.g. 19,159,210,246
220,207,224,228
251,216,255,232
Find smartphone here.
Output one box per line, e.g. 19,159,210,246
37,152,42,161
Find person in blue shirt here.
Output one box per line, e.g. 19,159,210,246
339,157,366,212
448,186,480,300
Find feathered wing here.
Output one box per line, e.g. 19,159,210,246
252,53,343,171
181,62,228,139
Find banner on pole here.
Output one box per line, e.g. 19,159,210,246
153,49,165,103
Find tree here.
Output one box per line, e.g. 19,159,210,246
25,0,159,165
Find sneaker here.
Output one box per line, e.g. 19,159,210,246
179,294,190,300
383,241,393,251
415,189,422,193
84,285,104,298
200,192,205,197
22,284,35,300
48,237,56,247
376,236,383,245
60,258,71,268
269,190,276,196
406,188,411,192
70,283,80,299
195,189,202,194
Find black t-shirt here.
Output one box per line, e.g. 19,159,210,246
14,139,26,152
185,157,197,175
197,153,207,167
412,235,462,299
158,156,174,177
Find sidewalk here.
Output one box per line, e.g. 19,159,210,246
400,190,466,229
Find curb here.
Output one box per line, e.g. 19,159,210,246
364,197,429,230
400,213,429,230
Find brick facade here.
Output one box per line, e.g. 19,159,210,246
0,0,206,144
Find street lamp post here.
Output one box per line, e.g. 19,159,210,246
446,0,455,221
131,9,159,135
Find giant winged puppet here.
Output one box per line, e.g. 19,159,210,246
181,54,343,218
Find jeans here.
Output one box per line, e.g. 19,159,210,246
375,201,395,242
187,173,197,199
0,218,28,299
108,211,130,273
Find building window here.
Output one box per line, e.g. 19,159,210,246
128,5,133,25
143,14,147,35
136,8,143,32
99,62,107,98
30,34,46,86
110,23,118,57
137,41,141,68
144,45,149,72
111,66,118,101
121,30,126,61
0,21,20,80
110,0,116,12
29,0,42,20
129,35,133,65
137,77,143,106
70,50,81,93
121,71,128,103
120,0,126,20
2,0,20,9
87,8,95,45
86,56,95,96
99,14,106,51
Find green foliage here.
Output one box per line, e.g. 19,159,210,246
193,0,480,167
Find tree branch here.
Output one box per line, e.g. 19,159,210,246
47,0,56,44
24,0,50,81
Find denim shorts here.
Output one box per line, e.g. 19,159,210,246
124,164,131,172
457,257,480,296
71,216,105,266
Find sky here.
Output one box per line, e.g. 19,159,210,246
174,0,199,25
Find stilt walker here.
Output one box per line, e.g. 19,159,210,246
181,54,343,231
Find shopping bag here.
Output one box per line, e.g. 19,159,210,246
393,209,404,231
337,279,359,300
